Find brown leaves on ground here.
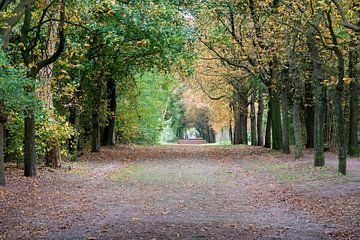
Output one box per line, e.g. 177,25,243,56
0,145,359,239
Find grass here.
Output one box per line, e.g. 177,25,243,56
108,162,236,185
247,160,349,183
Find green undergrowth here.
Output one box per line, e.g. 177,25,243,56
108,162,235,185
247,160,355,183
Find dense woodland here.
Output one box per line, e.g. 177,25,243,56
0,0,359,186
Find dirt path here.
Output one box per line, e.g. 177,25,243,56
1,145,359,239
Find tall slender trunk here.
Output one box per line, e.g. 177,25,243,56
69,105,81,160
270,88,283,150
229,118,233,144
250,92,257,146
92,86,101,152
257,92,264,146
326,12,347,174
24,110,36,176
293,78,304,159
233,101,242,144
270,56,283,150
233,116,241,144
286,29,301,157
0,105,7,185
21,0,65,175
40,2,61,167
240,113,248,145
281,87,290,154
103,77,116,146
333,52,346,174
241,98,248,145
305,81,315,148
264,101,272,148
348,38,359,156
306,27,326,167
92,110,101,152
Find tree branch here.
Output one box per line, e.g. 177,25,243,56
331,0,360,32
199,37,253,74
35,0,65,73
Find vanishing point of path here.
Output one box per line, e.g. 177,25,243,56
1,145,360,239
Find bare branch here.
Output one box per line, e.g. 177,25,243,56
331,0,360,32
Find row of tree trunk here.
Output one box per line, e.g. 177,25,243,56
227,21,358,175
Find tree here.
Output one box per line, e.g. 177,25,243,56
20,0,65,176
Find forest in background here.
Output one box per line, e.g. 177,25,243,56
0,0,359,186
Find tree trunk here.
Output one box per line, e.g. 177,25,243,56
229,118,233,144
69,105,81,160
306,29,326,167
240,98,248,145
257,92,264,146
286,28,301,157
24,110,36,176
305,81,315,148
91,70,102,152
233,102,242,144
270,56,283,150
240,112,248,145
270,88,283,150
103,77,116,146
281,88,290,154
264,101,272,148
21,0,65,173
348,38,359,156
327,14,347,174
334,59,346,175
293,78,304,159
0,105,6,185
313,84,326,167
250,92,257,146
92,110,101,152
0,122,4,186
37,0,62,167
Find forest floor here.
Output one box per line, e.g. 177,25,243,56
0,145,360,240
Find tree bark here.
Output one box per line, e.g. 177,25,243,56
264,101,271,148
229,118,233,144
92,76,102,152
233,106,242,144
240,98,248,145
102,77,116,146
333,53,346,175
20,0,65,175
0,105,6,185
293,78,304,159
257,91,264,146
250,92,257,146
306,25,326,167
69,105,80,160
92,110,101,152
304,81,315,148
21,6,36,177
269,56,283,150
40,1,62,167
348,38,359,156
232,98,243,144
326,12,347,174
270,89,283,150
0,0,35,48
24,110,36,176
281,86,290,154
